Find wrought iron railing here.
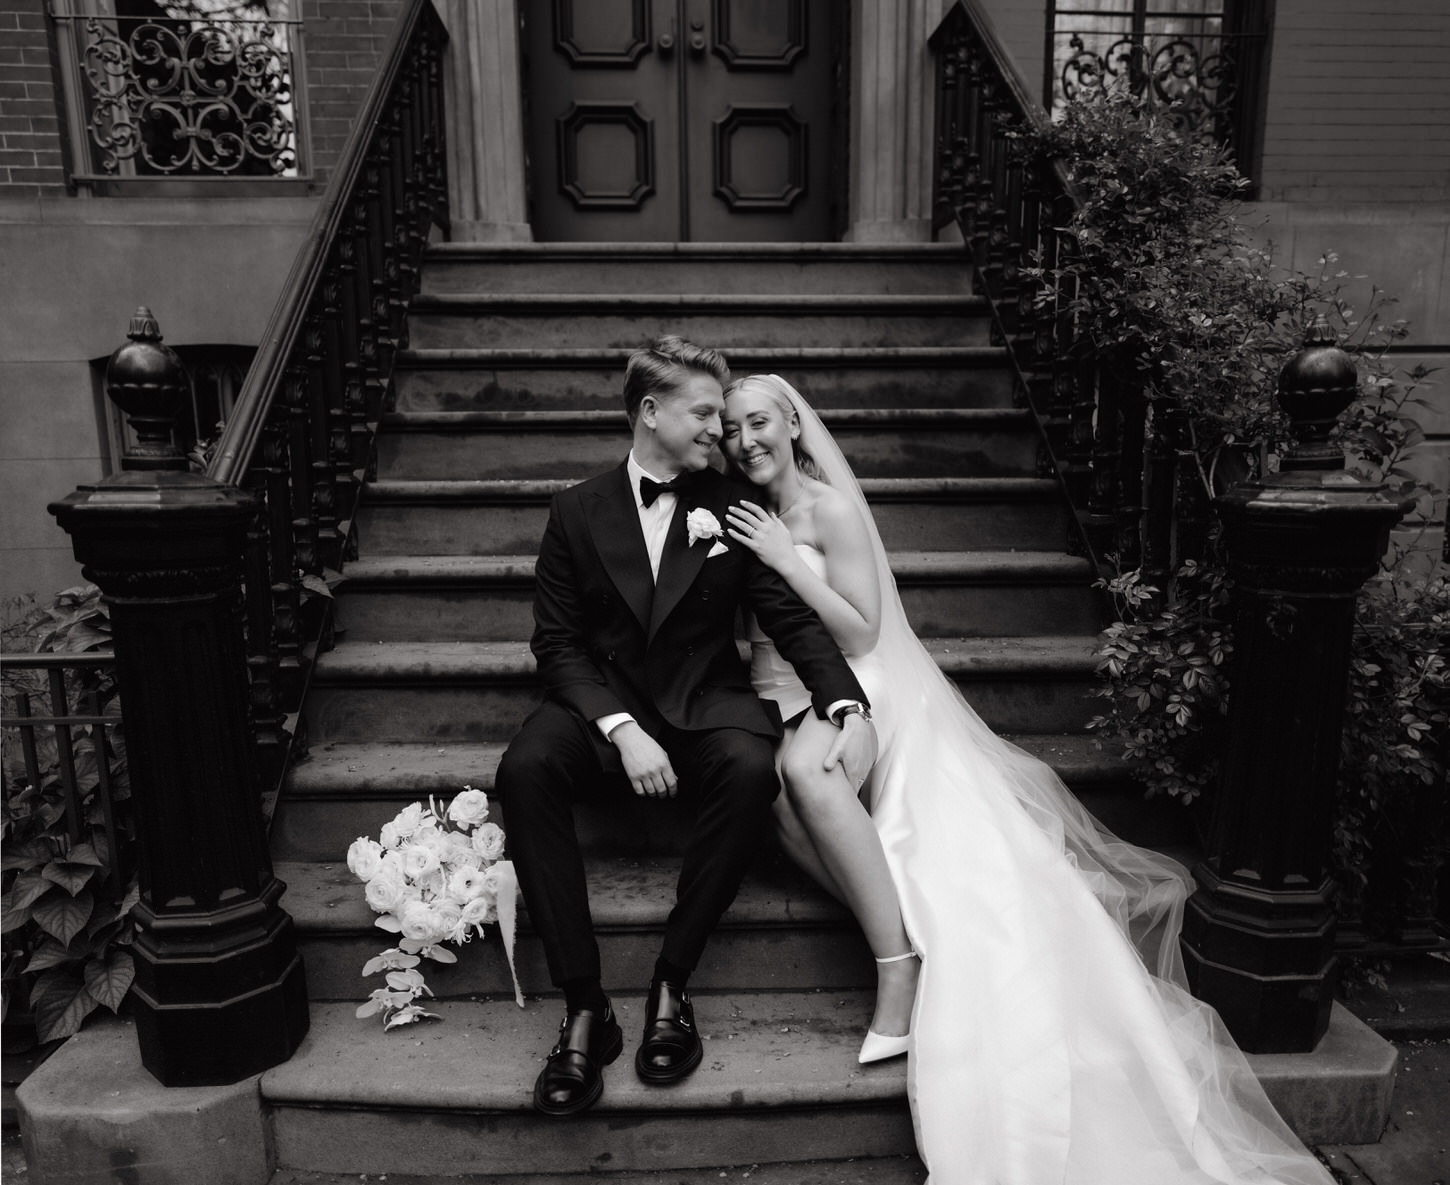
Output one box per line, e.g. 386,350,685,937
0,652,129,900
205,0,449,790
930,0,1444,962
932,0,1198,586
50,2,306,182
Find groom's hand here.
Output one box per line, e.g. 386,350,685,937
823,714,878,791
611,722,679,798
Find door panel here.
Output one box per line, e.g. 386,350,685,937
523,0,842,242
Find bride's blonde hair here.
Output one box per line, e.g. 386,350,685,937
723,374,824,482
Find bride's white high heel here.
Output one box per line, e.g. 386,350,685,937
859,950,920,1064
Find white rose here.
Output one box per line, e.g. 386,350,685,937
471,822,507,862
686,507,723,547
378,820,403,849
347,837,385,881
447,787,490,828
399,900,440,942
378,850,406,880
364,870,407,914
391,802,426,839
460,895,498,929
401,843,442,880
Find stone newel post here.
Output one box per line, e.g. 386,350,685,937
1179,315,1414,1053
49,309,308,1086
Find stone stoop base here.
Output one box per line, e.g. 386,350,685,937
16,1016,270,1185
14,1005,1396,1183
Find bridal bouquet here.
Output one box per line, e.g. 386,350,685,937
348,787,524,1029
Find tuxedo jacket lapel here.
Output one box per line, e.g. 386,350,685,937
649,496,711,643
584,464,653,634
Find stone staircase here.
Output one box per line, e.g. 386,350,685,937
262,241,1190,1180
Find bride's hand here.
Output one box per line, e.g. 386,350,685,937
726,500,797,572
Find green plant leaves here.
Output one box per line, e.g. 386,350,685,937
84,950,134,1013
30,969,99,1043
32,889,94,946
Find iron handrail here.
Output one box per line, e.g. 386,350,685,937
209,0,445,486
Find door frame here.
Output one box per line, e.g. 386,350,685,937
436,0,942,244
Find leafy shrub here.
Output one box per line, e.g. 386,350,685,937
1021,86,1446,940
2,586,137,1047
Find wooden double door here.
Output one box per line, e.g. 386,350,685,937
522,0,846,242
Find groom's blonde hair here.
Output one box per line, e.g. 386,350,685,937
623,336,730,427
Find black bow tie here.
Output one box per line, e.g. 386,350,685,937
639,473,692,508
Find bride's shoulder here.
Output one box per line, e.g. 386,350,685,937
804,480,871,543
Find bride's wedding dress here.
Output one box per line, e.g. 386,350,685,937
747,379,1335,1185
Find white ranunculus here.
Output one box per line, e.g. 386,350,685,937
399,899,441,942
401,843,442,880
449,866,491,902
347,837,385,881
460,895,498,929
471,822,507,862
364,870,408,914
447,787,490,828
391,801,426,839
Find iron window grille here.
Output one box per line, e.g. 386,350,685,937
48,0,309,190
1044,0,1271,189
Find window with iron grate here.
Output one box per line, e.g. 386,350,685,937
1044,0,1270,189
50,0,309,191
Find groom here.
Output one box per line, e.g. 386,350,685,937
496,336,875,1116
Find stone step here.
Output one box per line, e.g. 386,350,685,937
354,477,1070,556
375,407,1041,481
262,995,919,1178
394,346,1016,412
270,734,1196,866
266,1156,929,1185
282,851,875,1001
420,240,972,296
331,549,1100,643
405,293,992,351
299,635,1102,746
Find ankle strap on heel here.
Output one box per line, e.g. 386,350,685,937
875,950,920,964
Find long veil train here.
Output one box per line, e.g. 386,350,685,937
757,374,1332,1185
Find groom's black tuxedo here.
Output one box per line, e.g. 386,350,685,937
533,462,865,743
497,459,867,986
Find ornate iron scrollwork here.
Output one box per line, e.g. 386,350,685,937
70,7,299,176
1059,33,1240,148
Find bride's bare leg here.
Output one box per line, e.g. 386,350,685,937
772,780,847,902
781,716,918,1038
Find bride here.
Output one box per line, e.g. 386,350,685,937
718,373,1334,1185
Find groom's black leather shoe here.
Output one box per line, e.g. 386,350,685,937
635,979,703,1084
532,1002,624,1116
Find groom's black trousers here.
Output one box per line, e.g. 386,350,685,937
495,700,780,986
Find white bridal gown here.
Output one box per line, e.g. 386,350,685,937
743,377,1336,1185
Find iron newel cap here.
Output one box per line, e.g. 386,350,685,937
105,306,191,472
1213,315,1413,593
49,310,255,547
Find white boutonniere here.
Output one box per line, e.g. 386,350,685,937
686,507,724,548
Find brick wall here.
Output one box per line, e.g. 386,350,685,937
0,3,65,194
1259,0,1450,203
302,0,408,184
0,0,406,196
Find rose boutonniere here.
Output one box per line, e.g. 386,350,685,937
348,786,524,1030
686,507,724,548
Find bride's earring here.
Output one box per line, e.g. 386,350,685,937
859,950,920,1065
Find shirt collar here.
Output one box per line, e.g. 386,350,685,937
627,450,676,512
